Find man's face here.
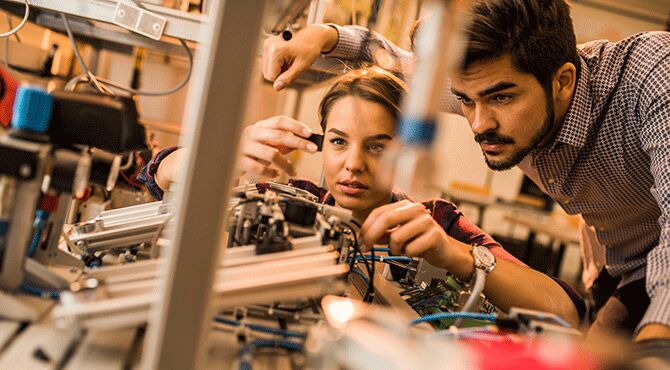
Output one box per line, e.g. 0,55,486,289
451,54,556,171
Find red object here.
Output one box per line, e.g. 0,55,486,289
0,67,19,128
39,194,60,213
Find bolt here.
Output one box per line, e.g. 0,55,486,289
118,9,126,17
19,163,31,178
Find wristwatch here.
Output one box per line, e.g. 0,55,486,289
471,244,496,275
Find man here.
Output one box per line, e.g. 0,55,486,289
261,0,670,340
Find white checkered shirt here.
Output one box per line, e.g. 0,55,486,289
327,25,670,330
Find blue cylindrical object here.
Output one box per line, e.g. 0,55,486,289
397,117,437,145
11,86,53,133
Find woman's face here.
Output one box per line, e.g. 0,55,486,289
323,96,396,220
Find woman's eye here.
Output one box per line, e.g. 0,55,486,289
367,143,386,153
329,138,346,147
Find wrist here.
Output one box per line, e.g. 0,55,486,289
315,24,338,54
441,238,475,282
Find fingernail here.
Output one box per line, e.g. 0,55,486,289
274,80,285,90
303,127,312,136
307,143,318,152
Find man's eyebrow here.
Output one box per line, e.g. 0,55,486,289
327,128,348,137
451,82,517,99
478,82,517,97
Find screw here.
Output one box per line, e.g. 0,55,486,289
118,9,126,17
19,163,31,178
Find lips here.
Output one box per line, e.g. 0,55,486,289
480,142,508,153
337,179,368,196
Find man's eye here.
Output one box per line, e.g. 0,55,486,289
456,96,474,106
492,95,512,104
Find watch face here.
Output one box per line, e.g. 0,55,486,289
474,245,496,267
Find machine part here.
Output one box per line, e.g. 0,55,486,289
113,2,167,41
89,148,121,192
49,149,91,196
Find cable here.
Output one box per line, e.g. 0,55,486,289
343,222,374,302
213,316,306,339
61,13,114,95
238,339,302,370
0,0,29,38
27,210,49,257
455,268,486,327
411,311,496,325
355,255,414,263
19,284,60,300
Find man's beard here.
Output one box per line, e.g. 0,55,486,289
477,96,555,171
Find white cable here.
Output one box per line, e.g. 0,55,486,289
455,268,486,327
0,0,29,38
61,13,115,95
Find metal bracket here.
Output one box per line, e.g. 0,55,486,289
113,2,166,41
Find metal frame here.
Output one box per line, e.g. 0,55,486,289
4,0,204,42
140,0,268,369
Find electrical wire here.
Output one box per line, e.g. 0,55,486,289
19,284,60,300
61,0,193,97
411,311,496,325
213,316,306,339
27,210,49,257
455,268,486,327
61,13,114,95
0,0,29,38
238,339,303,370
343,222,374,302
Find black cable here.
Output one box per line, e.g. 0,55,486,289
343,222,374,302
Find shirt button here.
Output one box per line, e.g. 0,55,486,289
547,178,556,184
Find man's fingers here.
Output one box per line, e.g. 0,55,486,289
273,58,310,91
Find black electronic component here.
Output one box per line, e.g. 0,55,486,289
0,144,39,181
281,200,317,226
307,133,324,151
48,91,147,153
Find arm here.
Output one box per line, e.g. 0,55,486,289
636,52,670,340
138,116,318,200
359,200,580,328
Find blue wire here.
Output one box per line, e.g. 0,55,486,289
19,284,60,299
348,247,391,254
213,316,306,339
238,338,303,370
27,210,49,257
355,255,414,263
411,312,496,325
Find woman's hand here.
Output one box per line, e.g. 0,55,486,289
359,200,473,278
238,115,318,178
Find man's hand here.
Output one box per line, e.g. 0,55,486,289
636,323,670,341
238,115,318,178
262,24,338,91
359,200,473,279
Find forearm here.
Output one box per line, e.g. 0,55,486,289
442,239,580,327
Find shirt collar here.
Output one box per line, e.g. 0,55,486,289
547,54,593,152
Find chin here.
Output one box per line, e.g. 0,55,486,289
483,149,527,171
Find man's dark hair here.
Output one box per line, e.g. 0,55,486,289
463,0,580,93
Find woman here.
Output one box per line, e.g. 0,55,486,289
139,67,583,326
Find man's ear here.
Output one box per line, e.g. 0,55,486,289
552,62,577,102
